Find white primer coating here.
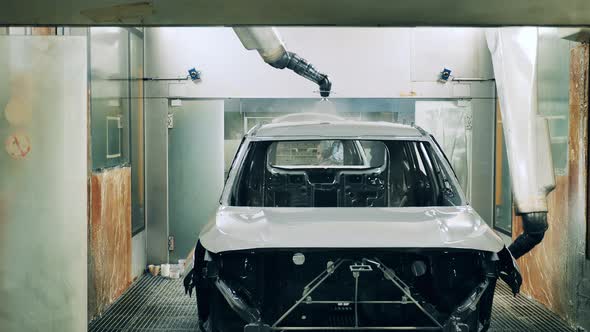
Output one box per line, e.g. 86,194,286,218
252,120,422,138
199,206,504,253
204,118,502,254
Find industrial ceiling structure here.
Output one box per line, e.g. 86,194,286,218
3,0,590,26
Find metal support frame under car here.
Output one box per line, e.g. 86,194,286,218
238,256,493,332
263,257,449,331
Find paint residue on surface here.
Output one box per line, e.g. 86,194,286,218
88,167,132,318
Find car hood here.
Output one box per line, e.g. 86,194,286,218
199,206,505,253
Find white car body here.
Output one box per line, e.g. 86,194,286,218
187,114,521,332
200,206,504,254
201,116,503,254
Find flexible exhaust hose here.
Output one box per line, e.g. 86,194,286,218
508,212,548,259
270,51,332,97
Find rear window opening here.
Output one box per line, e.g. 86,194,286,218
231,140,463,208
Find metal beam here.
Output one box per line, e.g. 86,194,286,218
3,0,590,26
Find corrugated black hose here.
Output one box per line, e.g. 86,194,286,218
270,51,332,97
508,212,548,259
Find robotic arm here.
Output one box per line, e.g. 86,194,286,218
486,28,556,259
233,27,332,98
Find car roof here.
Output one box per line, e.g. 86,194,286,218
249,113,424,139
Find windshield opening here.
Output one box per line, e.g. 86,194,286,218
268,140,377,169
231,140,463,208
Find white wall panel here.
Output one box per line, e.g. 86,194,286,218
0,36,87,332
411,28,494,81
145,27,494,99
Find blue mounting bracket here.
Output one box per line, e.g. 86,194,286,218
188,68,201,81
438,68,452,83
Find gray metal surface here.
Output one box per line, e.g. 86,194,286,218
145,98,170,265
88,275,574,332
5,1,590,26
167,100,224,263
489,282,574,332
88,275,198,332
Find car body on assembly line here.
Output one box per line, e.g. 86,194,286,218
184,113,522,332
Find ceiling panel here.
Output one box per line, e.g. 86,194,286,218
3,0,590,26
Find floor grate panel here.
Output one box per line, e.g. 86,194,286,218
89,274,575,332
489,282,574,332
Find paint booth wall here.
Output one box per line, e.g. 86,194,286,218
90,27,130,168
88,167,132,318
0,36,87,332
89,27,146,235
574,44,590,331
87,27,146,319
144,27,494,99
512,28,572,317
507,29,590,330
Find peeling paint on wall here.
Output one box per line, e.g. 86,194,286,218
569,43,589,330
88,167,132,318
513,175,570,318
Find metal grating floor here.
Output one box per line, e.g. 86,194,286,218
489,282,575,332
88,274,575,332
88,275,199,332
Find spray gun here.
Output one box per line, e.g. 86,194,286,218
233,27,332,98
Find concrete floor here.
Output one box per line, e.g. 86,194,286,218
88,274,575,332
